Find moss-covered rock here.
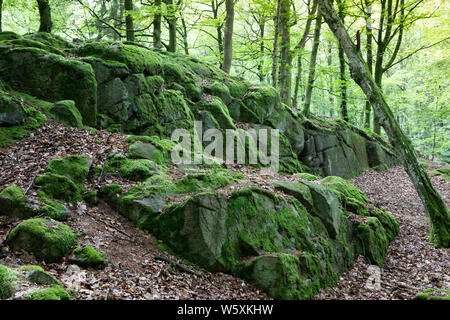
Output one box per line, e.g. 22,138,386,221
0,91,26,125
353,217,390,267
320,176,368,216
193,98,236,130
69,246,107,270
98,184,123,208
46,155,92,188
35,173,81,203
0,185,38,219
48,100,83,128
24,285,70,300
25,269,60,286
0,104,46,148
104,153,158,180
295,173,321,181
7,218,77,263
0,264,18,300
0,44,98,126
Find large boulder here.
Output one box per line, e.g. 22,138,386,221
0,185,38,219
0,91,26,125
48,100,83,128
6,218,77,263
0,43,97,126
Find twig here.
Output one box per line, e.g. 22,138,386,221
85,210,132,239
153,255,202,277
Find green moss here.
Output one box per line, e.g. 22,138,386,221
294,173,321,181
429,167,450,181
70,246,107,270
0,264,18,300
19,265,44,272
0,106,46,148
0,185,26,207
120,159,158,181
6,218,77,263
35,173,81,203
98,184,122,207
369,208,399,241
415,288,450,300
25,32,75,50
46,155,92,187
354,217,390,267
48,100,84,128
82,191,98,206
320,176,369,216
0,31,22,41
0,38,65,56
74,41,162,75
25,285,70,300
25,269,61,286
193,98,236,129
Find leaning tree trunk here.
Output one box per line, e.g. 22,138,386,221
364,1,373,128
318,0,450,247
37,0,52,33
222,0,234,74
124,0,135,42
302,10,322,116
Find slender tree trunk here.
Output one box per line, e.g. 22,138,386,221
96,0,108,41
124,0,135,42
37,0,52,33
271,0,281,88
181,16,189,55
327,42,334,117
364,1,373,128
302,10,322,116
278,0,292,106
166,0,177,52
222,0,234,73
153,0,162,49
257,19,265,82
0,0,3,33
318,0,450,247
292,0,317,109
212,1,224,68
110,0,121,40
337,0,348,121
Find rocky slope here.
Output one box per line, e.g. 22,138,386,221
0,32,401,300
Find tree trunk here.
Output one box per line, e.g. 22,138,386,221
110,0,121,40
302,10,322,116
257,19,265,82
222,0,234,73
181,16,189,55
364,1,373,128
337,0,348,121
153,0,162,49
271,0,281,88
318,0,450,247
327,42,334,117
292,0,317,109
124,0,135,42
0,0,3,33
37,0,52,33
212,1,224,68
166,0,177,52
278,0,292,106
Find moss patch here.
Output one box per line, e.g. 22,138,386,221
24,285,70,300
69,246,107,270
0,264,18,299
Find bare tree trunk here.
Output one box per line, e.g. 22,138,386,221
181,16,189,54
337,0,348,121
278,0,292,106
124,0,135,42
302,10,322,116
110,0,121,40
271,0,281,88
211,0,224,68
37,0,52,33
318,0,450,247
222,0,234,73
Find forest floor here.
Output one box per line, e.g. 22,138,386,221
0,121,449,300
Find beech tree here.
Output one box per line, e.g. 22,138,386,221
37,0,52,33
222,0,234,73
278,0,292,106
318,0,450,247
124,0,135,42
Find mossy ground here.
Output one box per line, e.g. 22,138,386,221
70,246,107,270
